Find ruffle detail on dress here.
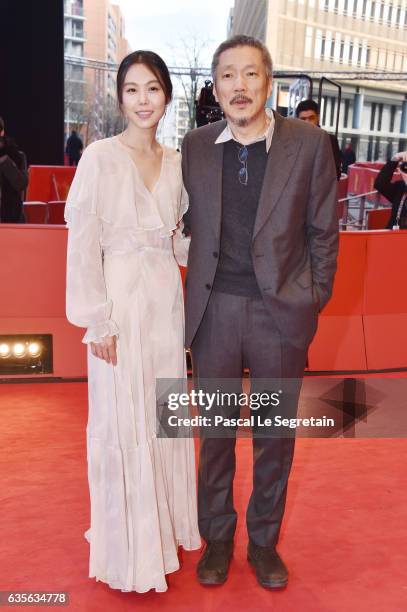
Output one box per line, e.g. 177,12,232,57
82,319,119,344
85,435,201,593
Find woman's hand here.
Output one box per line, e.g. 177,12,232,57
392,151,407,162
90,335,117,366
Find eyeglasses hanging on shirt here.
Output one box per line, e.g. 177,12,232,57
238,145,248,187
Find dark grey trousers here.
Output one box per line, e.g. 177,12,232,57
190,290,308,547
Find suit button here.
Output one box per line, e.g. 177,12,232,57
205,283,211,290
213,251,218,258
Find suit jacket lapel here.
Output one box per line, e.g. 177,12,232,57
204,122,225,240
253,113,302,241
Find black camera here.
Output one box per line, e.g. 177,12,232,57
399,161,407,173
195,80,223,127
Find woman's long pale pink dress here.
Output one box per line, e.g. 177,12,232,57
65,136,200,593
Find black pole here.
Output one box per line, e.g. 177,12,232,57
0,0,65,165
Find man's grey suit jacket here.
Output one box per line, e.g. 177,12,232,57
181,111,339,350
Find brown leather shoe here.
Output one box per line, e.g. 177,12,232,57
247,541,288,589
197,540,234,585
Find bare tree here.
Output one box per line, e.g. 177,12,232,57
64,78,89,135
167,32,212,130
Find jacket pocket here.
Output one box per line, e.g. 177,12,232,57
295,268,312,289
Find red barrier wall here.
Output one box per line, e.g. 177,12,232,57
0,227,406,377
26,166,75,202
0,225,86,378
308,230,407,371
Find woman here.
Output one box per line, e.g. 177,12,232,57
374,150,407,229
65,51,200,593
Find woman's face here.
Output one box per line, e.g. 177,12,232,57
121,63,167,130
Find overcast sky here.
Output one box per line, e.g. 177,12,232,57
115,0,234,68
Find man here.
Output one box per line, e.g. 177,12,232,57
65,129,83,166
0,116,28,223
181,35,338,589
295,99,341,180
341,142,356,174
374,150,407,229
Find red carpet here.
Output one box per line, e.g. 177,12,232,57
0,382,406,611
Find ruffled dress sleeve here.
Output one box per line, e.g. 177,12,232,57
65,145,119,344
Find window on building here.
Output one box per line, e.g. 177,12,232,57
374,137,380,160
396,6,401,27
370,103,376,131
389,105,396,132
349,42,354,64
344,0,349,14
358,45,363,65
321,36,326,58
370,1,376,19
330,38,335,59
366,46,371,66
343,99,350,128
367,136,373,161
330,98,336,126
379,1,384,21
377,104,383,131
340,41,345,62
352,0,358,16
322,95,328,125
72,22,84,38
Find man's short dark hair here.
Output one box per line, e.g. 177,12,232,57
211,35,273,80
295,99,320,117
0,116,4,132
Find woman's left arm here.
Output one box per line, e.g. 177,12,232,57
172,179,190,267
173,218,191,267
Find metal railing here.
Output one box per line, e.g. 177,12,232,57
339,189,386,230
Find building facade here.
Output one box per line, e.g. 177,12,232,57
157,95,191,150
64,0,131,144
230,0,407,160
64,0,86,140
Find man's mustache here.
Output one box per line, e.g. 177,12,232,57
230,95,253,104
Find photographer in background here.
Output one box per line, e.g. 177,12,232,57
0,116,28,223
65,129,83,166
374,151,407,230
295,99,342,181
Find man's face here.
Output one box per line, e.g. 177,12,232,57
214,45,272,128
298,110,319,126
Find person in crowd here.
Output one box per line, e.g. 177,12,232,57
374,150,407,229
341,142,356,174
295,99,341,180
65,50,200,593
0,116,28,222
65,129,83,166
182,35,338,590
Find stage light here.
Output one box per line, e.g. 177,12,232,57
0,334,52,376
0,343,10,358
28,342,41,357
13,343,26,358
